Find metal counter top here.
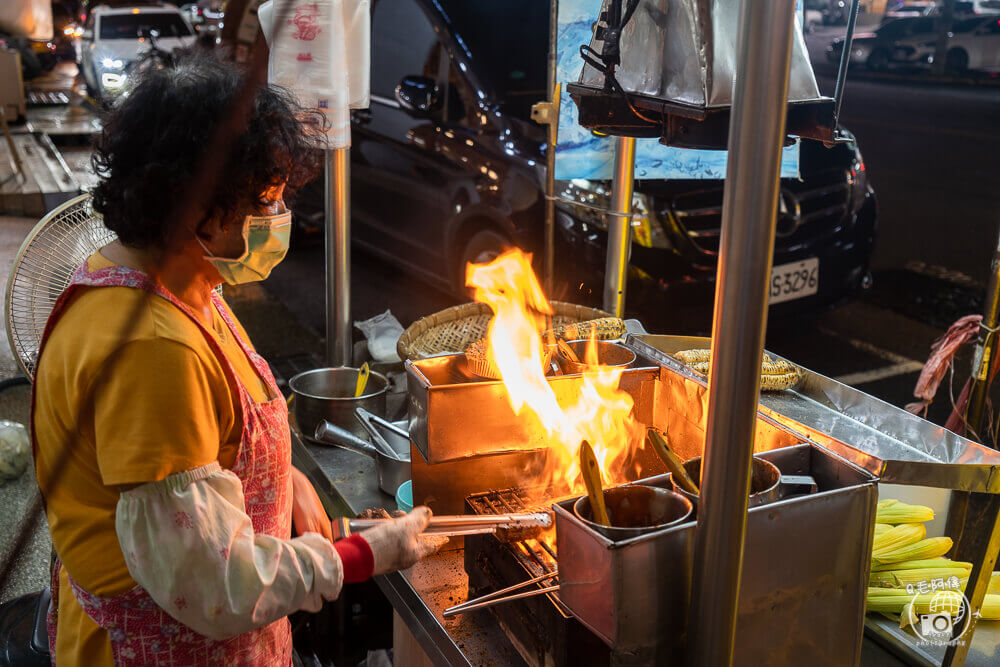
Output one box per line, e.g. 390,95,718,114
291,431,526,667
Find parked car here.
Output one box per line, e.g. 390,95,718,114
78,4,195,99
942,15,1000,70
294,0,877,332
886,16,998,68
884,1,937,21
827,16,937,69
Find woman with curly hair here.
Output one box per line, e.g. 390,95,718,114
31,53,442,665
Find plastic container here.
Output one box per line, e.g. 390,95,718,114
396,480,413,513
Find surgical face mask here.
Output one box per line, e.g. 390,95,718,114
198,206,292,284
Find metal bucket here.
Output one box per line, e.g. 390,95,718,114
556,339,636,375
290,367,388,439
675,455,816,509
572,484,692,539
313,420,410,495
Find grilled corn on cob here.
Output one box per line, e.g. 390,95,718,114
673,349,800,391
875,501,935,525
547,318,626,342
873,537,953,565
872,523,926,553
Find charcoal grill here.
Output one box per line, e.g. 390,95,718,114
464,488,611,666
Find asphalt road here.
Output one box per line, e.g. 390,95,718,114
806,24,1000,283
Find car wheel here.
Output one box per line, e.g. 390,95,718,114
454,227,512,293
945,48,969,73
866,49,890,71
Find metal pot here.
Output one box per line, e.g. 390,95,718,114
313,419,410,495
556,339,636,375
290,367,388,439
674,455,817,509
573,484,693,540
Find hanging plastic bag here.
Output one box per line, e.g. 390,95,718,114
261,0,371,148
355,310,404,363
0,420,30,483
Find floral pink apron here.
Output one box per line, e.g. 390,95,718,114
31,262,294,666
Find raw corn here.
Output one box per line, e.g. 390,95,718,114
896,594,1000,626
873,523,893,537
673,349,801,391
876,501,935,525
870,567,972,589
872,523,926,554
873,537,953,565
871,558,972,573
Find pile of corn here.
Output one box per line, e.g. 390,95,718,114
866,499,1000,626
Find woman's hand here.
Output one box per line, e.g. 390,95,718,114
290,467,333,541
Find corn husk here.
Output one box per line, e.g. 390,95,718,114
872,523,926,554
870,568,972,589
871,558,971,573
873,537,953,565
876,501,935,525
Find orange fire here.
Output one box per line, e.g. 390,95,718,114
466,249,644,496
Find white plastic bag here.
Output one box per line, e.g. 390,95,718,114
0,420,30,483
354,310,404,363
263,0,371,147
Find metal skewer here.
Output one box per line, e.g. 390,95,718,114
331,511,552,540
443,581,561,618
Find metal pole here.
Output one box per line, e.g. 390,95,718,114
687,0,797,664
543,0,560,294
833,0,861,126
324,147,352,367
965,225,1000,439
603,136,635,317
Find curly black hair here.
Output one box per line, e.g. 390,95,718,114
91,51,323,249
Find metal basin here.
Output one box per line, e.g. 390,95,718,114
573,484,692,539
290,367,388,439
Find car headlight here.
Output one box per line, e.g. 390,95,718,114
101,57,124,69
554,179,672,250
101,72,127,90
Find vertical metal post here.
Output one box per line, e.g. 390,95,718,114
603,136,635,317
687,0,797,664
833,0,861,126
965,225,1000,440
324,147,352,367
543,0,560,294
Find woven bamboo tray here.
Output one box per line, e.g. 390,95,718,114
397,301,613,362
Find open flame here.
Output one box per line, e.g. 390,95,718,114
466,249,644,496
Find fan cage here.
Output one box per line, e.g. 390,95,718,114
5,195,117,378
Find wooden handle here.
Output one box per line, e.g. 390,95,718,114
647,428,700,495
354,362,370,397
556,338,580,364
579,440,610,526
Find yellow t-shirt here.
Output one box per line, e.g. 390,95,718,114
33,252,271,666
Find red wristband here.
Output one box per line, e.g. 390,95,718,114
333,534,375,583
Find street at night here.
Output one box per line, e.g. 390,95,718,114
4,1,1000,665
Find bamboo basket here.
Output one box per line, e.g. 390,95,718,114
396,301,613,362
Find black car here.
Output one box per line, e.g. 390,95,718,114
295,0,877,333
827,17,938,70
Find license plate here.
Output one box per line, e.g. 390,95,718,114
769,258,819,305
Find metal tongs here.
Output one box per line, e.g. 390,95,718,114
331,512,552,541
443,571,560,618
